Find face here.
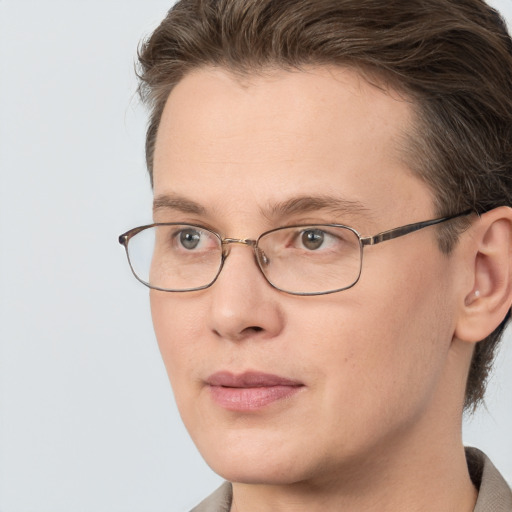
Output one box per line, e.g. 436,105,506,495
150,66,462,485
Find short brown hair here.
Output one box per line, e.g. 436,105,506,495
137,0,512,410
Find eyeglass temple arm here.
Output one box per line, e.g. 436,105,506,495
360,209,474,247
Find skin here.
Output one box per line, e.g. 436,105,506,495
149,66,499,511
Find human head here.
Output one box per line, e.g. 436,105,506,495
137,0,512,410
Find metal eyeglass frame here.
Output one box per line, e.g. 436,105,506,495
119,209,473,296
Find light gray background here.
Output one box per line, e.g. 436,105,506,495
0,1,511,511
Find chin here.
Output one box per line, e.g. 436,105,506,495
193,429,320,485
209,458,308,486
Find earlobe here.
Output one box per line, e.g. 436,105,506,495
455,207,512,343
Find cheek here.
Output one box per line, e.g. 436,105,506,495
302,253,455,427
150,292,204,395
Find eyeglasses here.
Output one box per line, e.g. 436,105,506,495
119,210,472,296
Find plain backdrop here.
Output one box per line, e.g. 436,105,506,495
0,1,511,511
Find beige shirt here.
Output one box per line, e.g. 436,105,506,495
190,448,512,511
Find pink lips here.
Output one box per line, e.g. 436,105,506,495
206,371,304,411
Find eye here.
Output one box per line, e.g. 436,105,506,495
170,226,219,252
300,229,326,250
179,228,202,250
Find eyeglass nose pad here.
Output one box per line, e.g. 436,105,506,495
255,246,270,266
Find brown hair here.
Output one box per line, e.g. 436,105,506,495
137,0,512,411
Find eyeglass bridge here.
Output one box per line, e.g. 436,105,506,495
221,237,269,265
221,237,257,247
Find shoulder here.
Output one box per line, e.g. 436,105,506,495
189,482,232,512
466,447,512,512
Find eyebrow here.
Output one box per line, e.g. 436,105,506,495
264,195,371,221
153,194,206,215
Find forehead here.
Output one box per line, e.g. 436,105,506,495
152,66,433,228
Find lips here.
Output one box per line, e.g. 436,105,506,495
206,371,304,411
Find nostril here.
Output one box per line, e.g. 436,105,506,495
246,326,263,333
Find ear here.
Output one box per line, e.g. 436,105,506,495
454,206,512,343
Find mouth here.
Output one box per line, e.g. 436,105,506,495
206,371,305,411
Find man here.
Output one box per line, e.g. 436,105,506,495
119,0,512,509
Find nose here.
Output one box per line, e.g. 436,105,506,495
207,242,285,342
